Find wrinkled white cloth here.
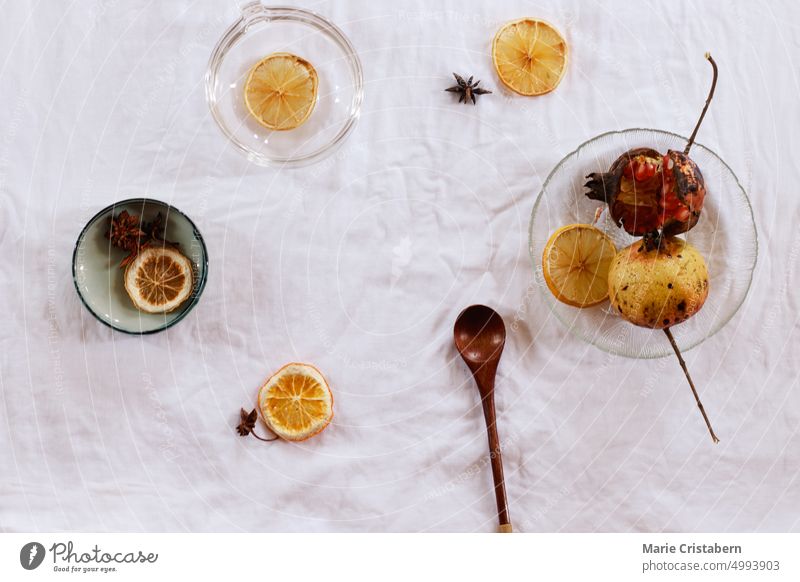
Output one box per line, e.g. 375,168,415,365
1,0,799,532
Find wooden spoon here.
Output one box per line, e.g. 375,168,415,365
454,304,512,533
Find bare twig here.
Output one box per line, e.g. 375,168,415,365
664,328,720,443
684,53,718,155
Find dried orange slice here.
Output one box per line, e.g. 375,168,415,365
492,18,568,96
542,224,616,308
244,52,318,131
258,363,333,441
124,246,194,313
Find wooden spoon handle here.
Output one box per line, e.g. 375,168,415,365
482,395,511,530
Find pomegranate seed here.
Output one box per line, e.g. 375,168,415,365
623,161,634,179
633,160,656,181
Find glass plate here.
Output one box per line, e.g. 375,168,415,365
529,128,757,358
205,2,363,167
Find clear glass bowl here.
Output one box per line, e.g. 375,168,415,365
72,198,208,334
529,129,758,358
205,2,363,167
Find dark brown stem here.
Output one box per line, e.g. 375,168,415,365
643,231,663,252
684,53,718,155
664,328,720,444
252,432,278,443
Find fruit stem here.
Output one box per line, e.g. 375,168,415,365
663,327,720,443
684,53,718,155
252,432,278,443
643,231,663,252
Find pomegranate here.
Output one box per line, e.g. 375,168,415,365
585,54,717,239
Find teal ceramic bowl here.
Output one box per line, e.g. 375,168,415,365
72,198,208,334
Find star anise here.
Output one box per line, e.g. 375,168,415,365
236,408,277,442
445,73,492,105
106,210,178,268
106,210,147,268
106,210,144,253
141,212,166,243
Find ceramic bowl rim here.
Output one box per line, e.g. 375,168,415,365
71,197,209,335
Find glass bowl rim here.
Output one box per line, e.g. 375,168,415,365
204,3,365,168
71,197,209,335
528,127,759,358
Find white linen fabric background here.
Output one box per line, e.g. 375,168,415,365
1,0,799,532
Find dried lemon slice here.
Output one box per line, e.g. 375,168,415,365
542,224,616,308
244,52,318,131
492,18,568,96
258,363,333,441
124,246,194,313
